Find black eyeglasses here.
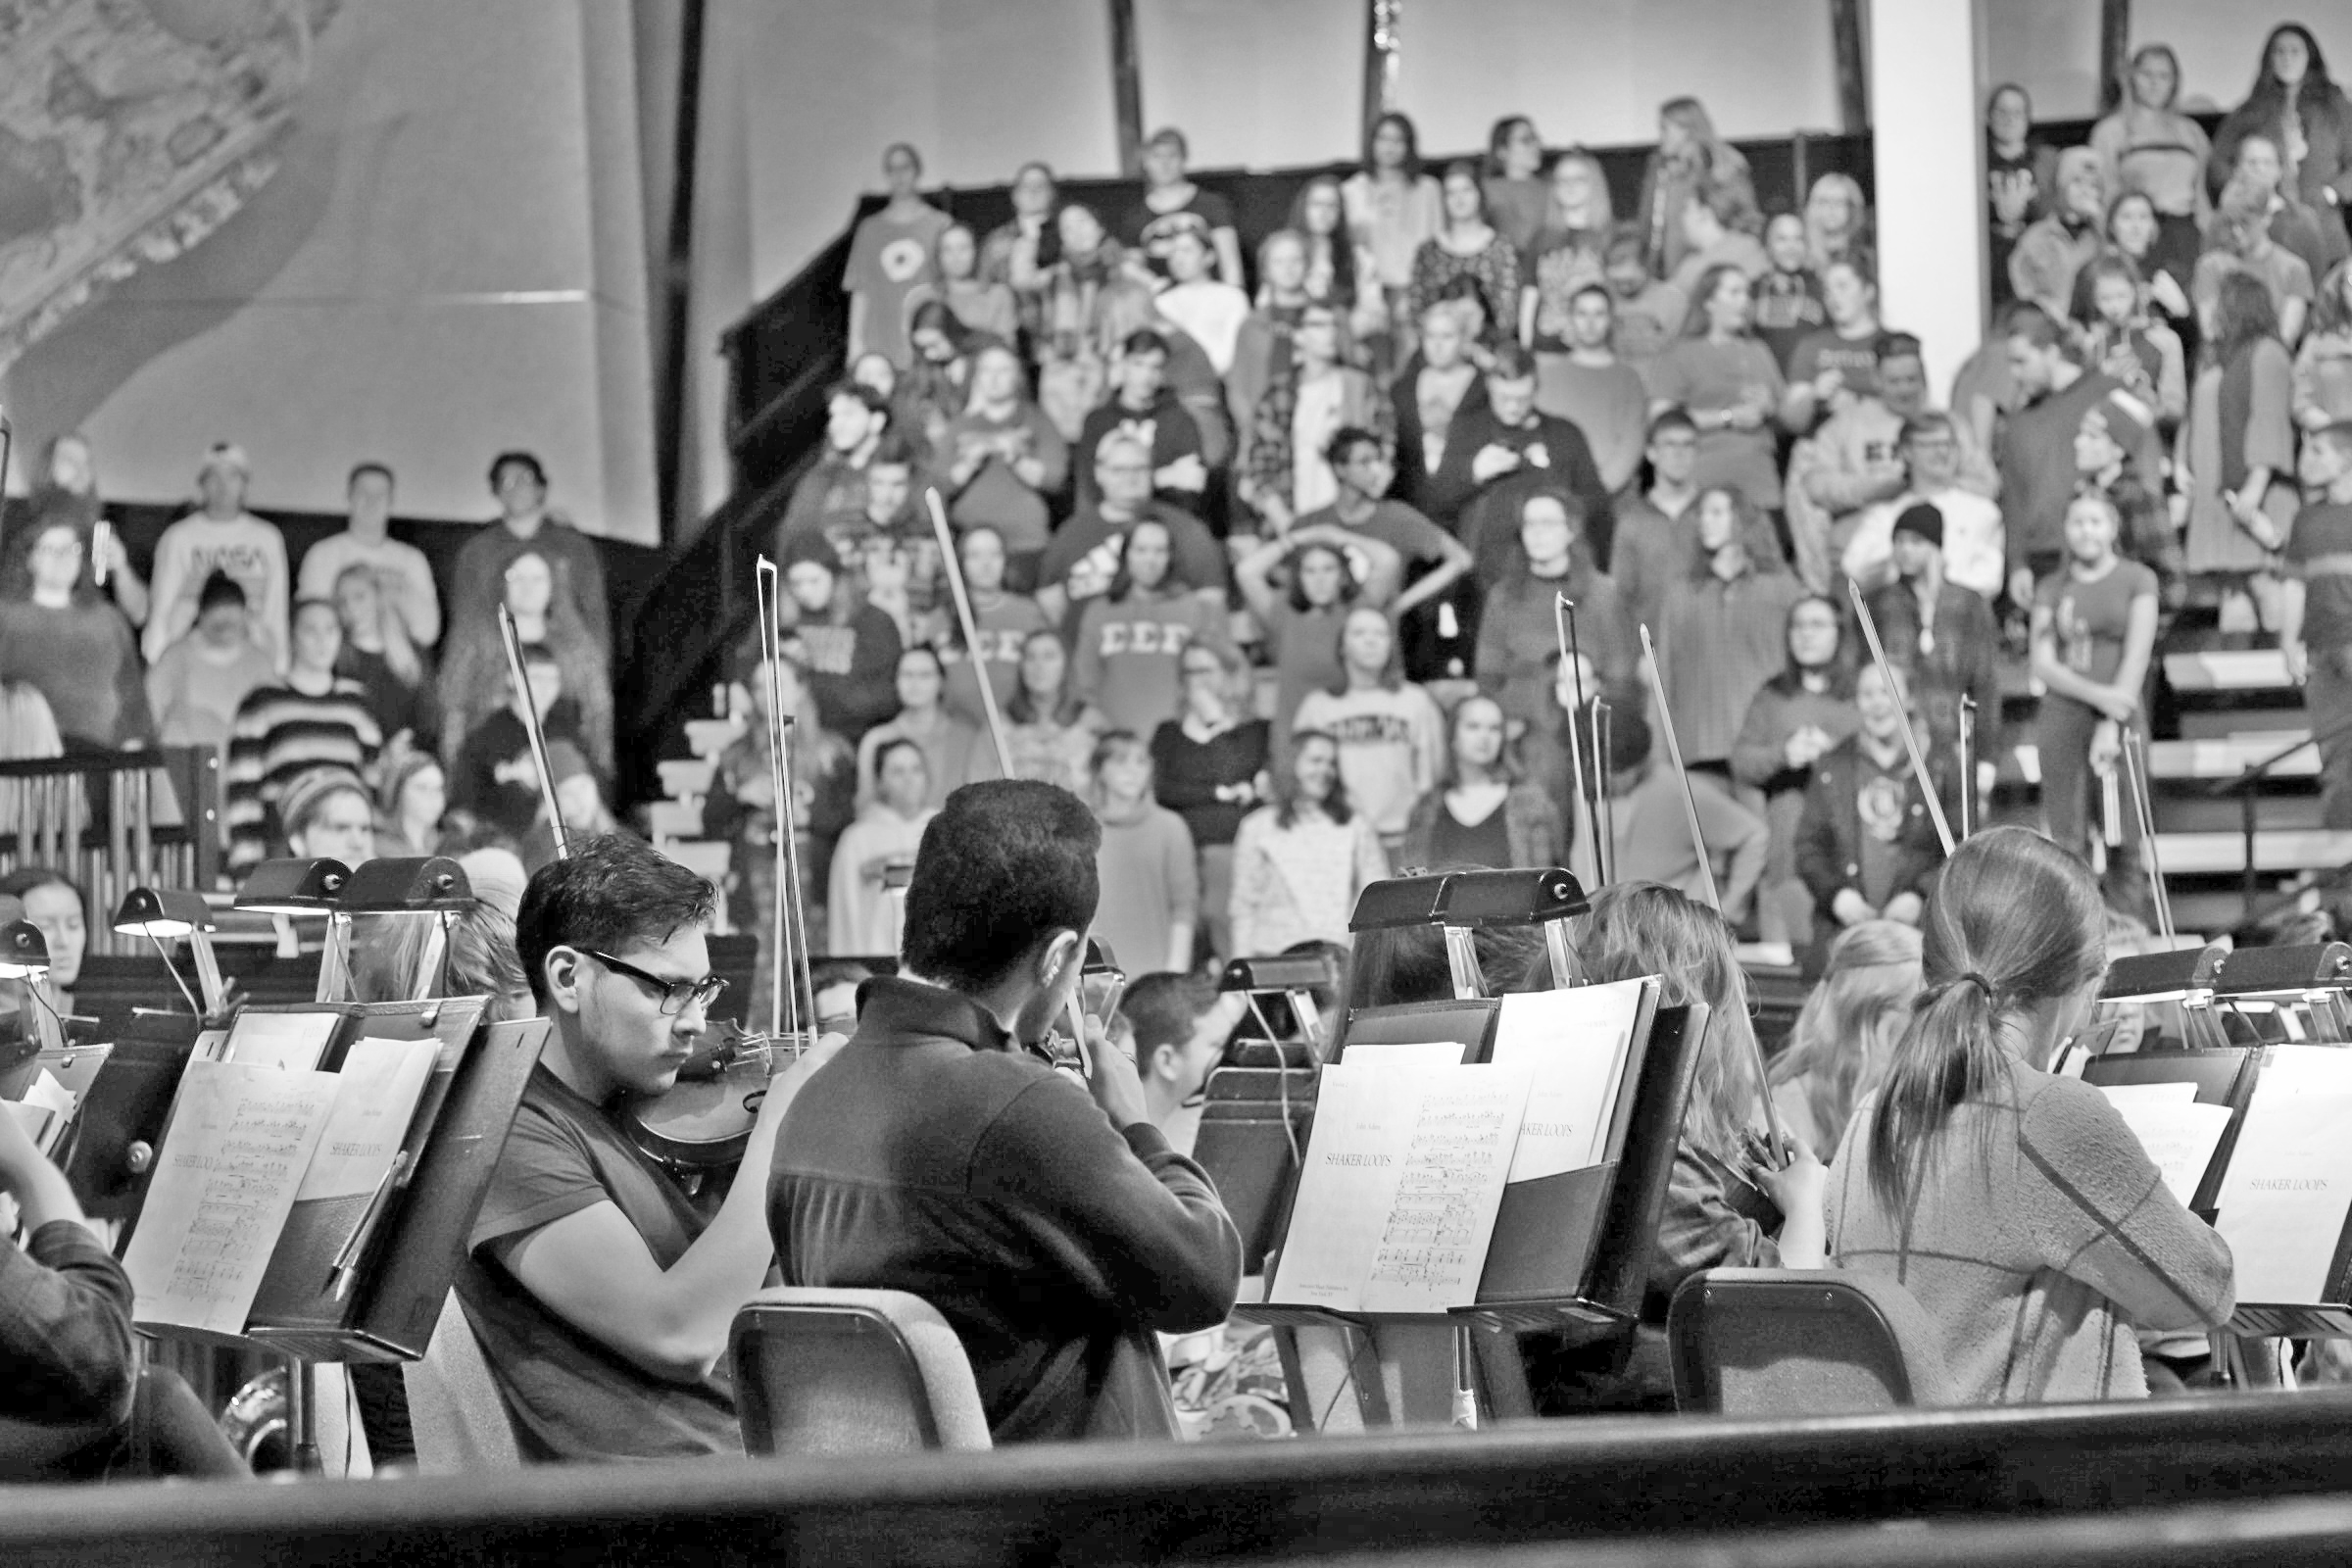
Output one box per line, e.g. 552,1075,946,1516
583,950,729,1015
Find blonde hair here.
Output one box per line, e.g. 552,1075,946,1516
1768,921,1923,1153
1567,881,1761,1155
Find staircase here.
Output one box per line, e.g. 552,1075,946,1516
1988,607,2345,941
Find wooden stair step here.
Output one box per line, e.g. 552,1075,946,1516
2150,829,2352,876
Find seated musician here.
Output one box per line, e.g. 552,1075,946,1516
770,779,1243,1443
458,833,836,1460
1,1080,243,1480
1828,826,2235,1402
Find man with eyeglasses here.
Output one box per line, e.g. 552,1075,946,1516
456,833,838,1460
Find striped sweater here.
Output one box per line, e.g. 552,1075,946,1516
1828,1066,2235,1402
224,679,382,870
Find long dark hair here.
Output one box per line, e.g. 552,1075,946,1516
1272,728,1352,828
1363,111,1423,178
1764,593,1855,699
1287,174,1358,307
2207,268,2280,368
2243,24,2343,109
1286,539,1359,614
1864,826,2108,1211
1004,627,1087,727
1106,517,1188,603
1484,116,1537,179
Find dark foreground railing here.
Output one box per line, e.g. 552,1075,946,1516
9,1387,2352,1566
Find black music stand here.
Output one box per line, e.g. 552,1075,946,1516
122,996,546,1471
1234,867,1706,1430
2098,952,2352,1352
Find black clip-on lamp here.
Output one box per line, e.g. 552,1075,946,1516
0,919,62,1056
233,858,354,1003
112,888,223,1018
334,857,476,1003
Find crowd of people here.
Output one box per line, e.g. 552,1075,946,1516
0,438,624,894
741,22,2352,999
7,21,2345,1481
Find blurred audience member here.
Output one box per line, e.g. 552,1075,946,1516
147,571,277,750
225,600,382,871
144,442,289,670
1089,730,1200,976
298,463,441,647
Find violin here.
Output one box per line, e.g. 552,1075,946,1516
624,1020,817,1174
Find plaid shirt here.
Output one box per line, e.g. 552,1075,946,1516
2,1220,136,1426
1648,1141,1781,1314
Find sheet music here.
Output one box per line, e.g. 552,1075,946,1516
1269,1062,1531,1314
224,1010,339,1073
122,1057,337,1335
2215,1046,2352,1304
1488,978,1651,1181
296,1037,441,1202
2095,1082,2197,1111
20,1068,75,1157
5,1099,54,1151
2095,1085,2231,1206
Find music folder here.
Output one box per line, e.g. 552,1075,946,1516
243,1000,486,1347
1474,980,1664,1310
1194,1064,1318,1276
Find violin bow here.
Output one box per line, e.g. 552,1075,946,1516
1637,623,1787,1164
498,605,569,860
1845,580,1956,857
926,487,1014,776
1554,593,1603,891
1635,623,1721,913
755,558,819,1053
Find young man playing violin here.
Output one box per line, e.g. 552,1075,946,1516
458,833,838,1461
769,779,1242,1443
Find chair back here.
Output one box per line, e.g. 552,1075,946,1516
730,1287,991,1455
403,1291,523,1472
1668,1267,1955,1415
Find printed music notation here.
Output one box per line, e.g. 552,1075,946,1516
1269,1061,1532,1315
122,1058,337,1337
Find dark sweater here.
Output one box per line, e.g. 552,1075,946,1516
789,602,905,742
1425,406,1616,580
1,1219,136,1429
771,978,1242,1444
1150,717,1270,848
0,599,151,748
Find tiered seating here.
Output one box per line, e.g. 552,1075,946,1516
647,717,738,896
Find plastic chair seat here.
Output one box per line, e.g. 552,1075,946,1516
1668,1267,1955,1415
730,1287,990,1455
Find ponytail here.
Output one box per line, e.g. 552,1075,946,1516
1863,827,2107,1211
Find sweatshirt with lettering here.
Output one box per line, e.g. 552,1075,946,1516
1071,589,1232,739
1290,682,1446,839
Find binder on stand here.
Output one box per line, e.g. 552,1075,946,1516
1225,868,1707,1430
120,998,546,1362
2095,950,2352,1344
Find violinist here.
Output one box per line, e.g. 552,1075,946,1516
457,834,838,1461
770,780,1243,1443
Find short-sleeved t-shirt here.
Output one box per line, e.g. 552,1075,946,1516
1610,281,1689,371
2288,499,2352,650
1121,190,1238,277
458,1066,740,1461
846,205,954,365
1038,504,1230,615
1788,327,1898,406
2035,558,2159,688
1752,270,1827,370
1293,500,1455,570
